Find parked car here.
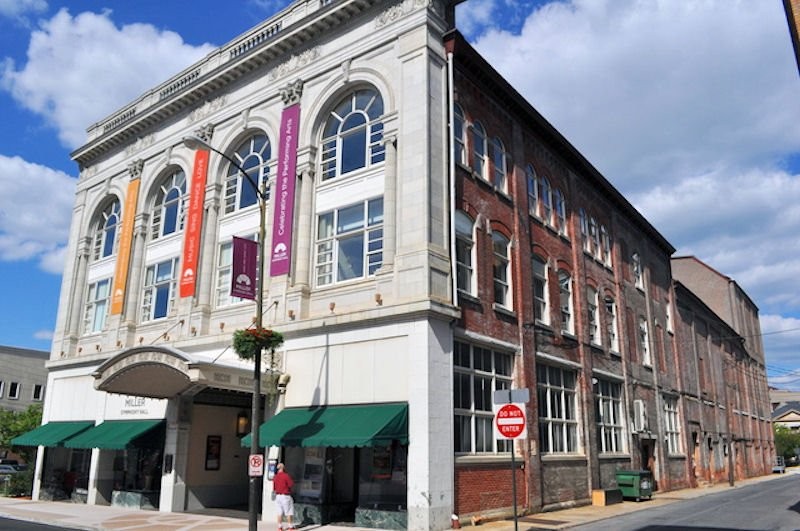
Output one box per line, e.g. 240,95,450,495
0,464,18,475
773,456,787,474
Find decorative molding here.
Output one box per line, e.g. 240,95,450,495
188,96,228,124
124,135,155,158
193,123,216,143
128,159,144,180
375,0,432,28
280,79,304,106
268,47,320,82
79,166,97,180
341,59,351,84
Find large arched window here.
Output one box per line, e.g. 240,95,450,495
151,169,186,240
225,133,271,214
471,122,487,179
540,177,552,225
320,88,385,181
92,199,121,260
526,165,539,217
455,211,475,297
491,137,507,193
454,104,466,166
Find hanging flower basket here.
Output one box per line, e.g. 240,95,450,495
232,327,284,360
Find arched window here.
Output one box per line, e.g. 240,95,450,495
455,211,475,297
604,295,619,352
492,232,511,308
151,169,186,240
558,270,573,334
454,104,466,166
526,165,539,217
532,254,548,324
540,177,552,224
554,189,566,235
471,122,487,179
320,88,385,181
92,199,121,260
225,133,271,214
587,286,599,345
491,137,507,192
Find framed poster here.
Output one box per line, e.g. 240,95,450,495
205,435,221,470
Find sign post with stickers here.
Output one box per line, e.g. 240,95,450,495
494,389,530,531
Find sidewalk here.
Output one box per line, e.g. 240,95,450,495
0,471,790,531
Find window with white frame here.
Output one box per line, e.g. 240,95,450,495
579,208,590,252
540,177,552,224
532,255,549,324
665,295,674,333
315,198,383,286
587,287,600,345
639,316,651,365
224,133,271,214
454,104,466,166
664,395,681,454
321,88,385,181
594,378,625,453
491,137,507,193
589,217,599,257
471,122,487,179
538,364,579,453
632,252,643,289
554,189,566,236
454,341,513,454
558,270,573,334
151,169,186,240
215,235,256,307
600,225,612,267
0,381,4,398
32,384,43,401
83,278,111,334
455,211,475,297
92,199,120,260
8,382,20,400
526,165,539,217
141,257,179,321
492,232,511,309
604,296,619,352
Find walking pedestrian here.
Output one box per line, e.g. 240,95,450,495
273,462,296,530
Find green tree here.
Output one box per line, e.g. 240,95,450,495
0,403,43,464
773,424,800,460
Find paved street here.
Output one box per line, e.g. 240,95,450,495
572,473,800,531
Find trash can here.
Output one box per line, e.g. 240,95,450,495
615,469,653,501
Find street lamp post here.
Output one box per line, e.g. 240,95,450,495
183,135,267,531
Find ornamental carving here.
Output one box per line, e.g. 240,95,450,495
128,159,144,180
375,0,434,28
280,79,304,106
268,48,320,82
192,123,215,143
188,96,228,124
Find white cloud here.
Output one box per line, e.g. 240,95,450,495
33,329,53,341
0,0,46,20
1,8,215,149
0,154,74,273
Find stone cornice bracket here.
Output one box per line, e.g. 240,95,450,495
128,159,144,180
382,132,398,147
193,123,215,143
280,79,304,106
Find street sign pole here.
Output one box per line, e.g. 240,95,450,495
493,391,529,531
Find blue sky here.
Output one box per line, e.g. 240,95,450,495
1,0,799,387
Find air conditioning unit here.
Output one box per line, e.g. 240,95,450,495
633,399,648,432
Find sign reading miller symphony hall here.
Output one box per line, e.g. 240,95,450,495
270,103,300,277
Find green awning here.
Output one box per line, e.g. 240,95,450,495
11,421,94,447
64,420,164,450
242,403,408,448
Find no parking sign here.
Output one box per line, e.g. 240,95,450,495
249,454,264,477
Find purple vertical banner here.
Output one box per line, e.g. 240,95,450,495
231,236,257,300
270,103,300,276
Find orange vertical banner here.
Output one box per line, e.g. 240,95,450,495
180,149,209,298
110,178,141,315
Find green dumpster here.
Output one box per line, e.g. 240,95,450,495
615,469,653,501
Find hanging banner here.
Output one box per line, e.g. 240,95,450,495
110,178,141,315
180,150,209,298
270,103,300,277
231,236,258,300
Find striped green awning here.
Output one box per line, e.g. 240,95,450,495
242,403,408,448
11,421,94,447
64,420,164,450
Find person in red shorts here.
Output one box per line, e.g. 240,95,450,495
273,462,295,530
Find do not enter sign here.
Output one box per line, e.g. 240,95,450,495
494,403,527,439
